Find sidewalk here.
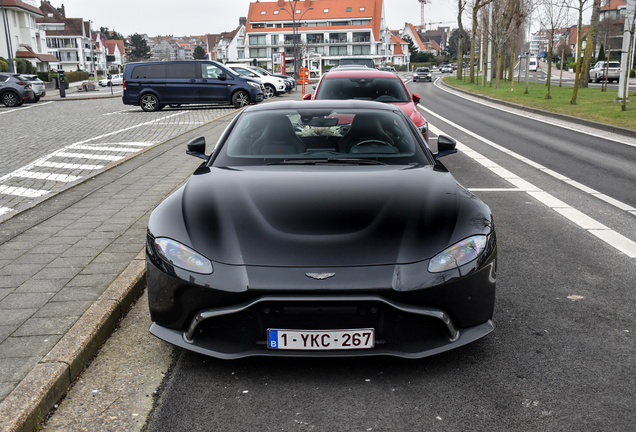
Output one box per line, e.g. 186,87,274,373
42,80,121,101
0,102,246,431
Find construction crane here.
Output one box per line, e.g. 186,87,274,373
418,0,431,29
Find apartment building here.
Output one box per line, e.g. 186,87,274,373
0,0,56,71
36,1,97,72
243,0,391,70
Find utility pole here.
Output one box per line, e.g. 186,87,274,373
1,0,15,72
487,3,493,84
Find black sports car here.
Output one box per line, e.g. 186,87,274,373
146,100,497,359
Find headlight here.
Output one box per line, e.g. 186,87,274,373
155,238,213,274
428,235,488,273
248,82,260,89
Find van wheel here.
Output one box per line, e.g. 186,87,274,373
2,92,19,107
140,94,160,111
232,90,250,108
264,85,275,99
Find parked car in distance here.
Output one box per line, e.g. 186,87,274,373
99,73,123,86
379,66,397,73
228,65,286,98
0,73,34,107
338,57,375,68
440,64,452,73
20,74,46,102
589,61,621,83
528,58,538,72
412,67,432,82
304,68,429,143
122,60,264,111
251,66,294,92
145,100,497,359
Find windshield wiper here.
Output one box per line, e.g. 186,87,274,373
267,158,387,166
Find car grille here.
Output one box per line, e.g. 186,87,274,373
192,300,451,349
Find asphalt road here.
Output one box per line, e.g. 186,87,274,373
41,76,636,431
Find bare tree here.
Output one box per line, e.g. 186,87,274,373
457,0,468,79
569,0,592,104
538,0,569,98
470,0,497,83
579,0,601,89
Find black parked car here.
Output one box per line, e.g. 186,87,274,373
0,73,34,107
146,100,497,359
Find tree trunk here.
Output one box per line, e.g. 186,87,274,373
580,0,601,89
570,4,585,105
545,40,554,99
496,49,503,88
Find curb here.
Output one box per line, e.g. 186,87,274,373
0,251,147,432
439,78,636,139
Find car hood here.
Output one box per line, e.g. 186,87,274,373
390,102,425,127
149,165,493,267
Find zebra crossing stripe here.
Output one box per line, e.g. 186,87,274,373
14,171,81,183
35,161,104,170
69,145,140,153
0,185,49,198
54,152,125,161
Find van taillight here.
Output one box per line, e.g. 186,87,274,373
123,79,127,91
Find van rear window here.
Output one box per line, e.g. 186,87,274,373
131,64,166,79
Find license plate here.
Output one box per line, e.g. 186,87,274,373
268,329,375,350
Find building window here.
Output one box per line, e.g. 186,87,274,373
352,32,370,42
252,23,265,29
360,7,365,11
329,46,347,56
274,10,279,15
352,45,370,55
238,50,245,58
271,35,279,45
249,35,267,45
346,7,352,12
296,9,301,13
331,21,349,26
329,33,347,43
261,11,266,15
249,48,267,57
323,8,329,12
306,33,325,44
352,20,371,25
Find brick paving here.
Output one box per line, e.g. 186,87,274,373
0,96,237,222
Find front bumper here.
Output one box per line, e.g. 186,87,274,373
146,232,497,358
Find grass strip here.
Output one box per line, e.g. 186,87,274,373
443,75,636,130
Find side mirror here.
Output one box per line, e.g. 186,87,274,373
412,93,421,105
433,135,457,160
302,93,312,100
218,73,227,81
249,73,258,77
186,136,210,162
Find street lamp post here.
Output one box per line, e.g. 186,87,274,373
280,1,313,87
1,0,15,72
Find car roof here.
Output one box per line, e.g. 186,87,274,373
321,69,401,79
243,99,402,114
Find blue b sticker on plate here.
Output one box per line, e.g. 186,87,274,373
268,330,278,349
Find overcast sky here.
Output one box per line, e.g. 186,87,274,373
50,0,462,37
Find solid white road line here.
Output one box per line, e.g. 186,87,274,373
427,122,636,258
0,207,12,216
0,101,54,115
419,104,636,216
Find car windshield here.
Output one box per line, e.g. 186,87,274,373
314,77,411,103
213,108,430,167
416,68,429,72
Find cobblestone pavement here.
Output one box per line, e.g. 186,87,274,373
0,98,237,222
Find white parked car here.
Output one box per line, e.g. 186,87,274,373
20,74,46,102
228,65,286,98
589,61,621,83
99,73,123,87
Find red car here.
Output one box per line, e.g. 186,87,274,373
303,68,428,143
